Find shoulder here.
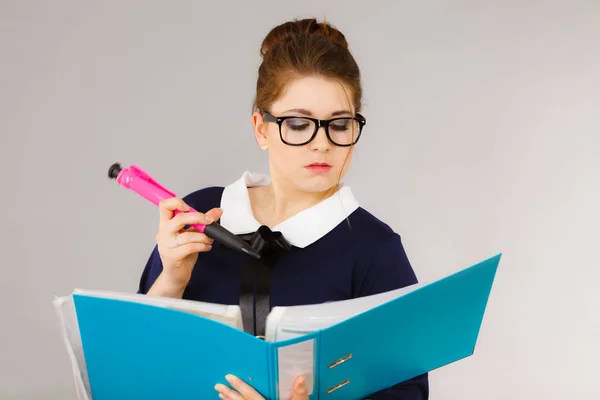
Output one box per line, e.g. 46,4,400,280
347,206,401,245
347,206,409,265
181,186,225,212
344,206,418,295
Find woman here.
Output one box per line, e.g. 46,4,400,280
138,17,429,400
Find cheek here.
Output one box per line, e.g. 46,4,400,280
335,148,353,169
265,124,280,145
270,142,302,171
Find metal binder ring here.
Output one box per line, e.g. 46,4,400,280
326,378,350,394
328,353,353,369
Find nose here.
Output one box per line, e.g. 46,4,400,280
310,125,331,152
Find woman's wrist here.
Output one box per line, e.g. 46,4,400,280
147,271,189,298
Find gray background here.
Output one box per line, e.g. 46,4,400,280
1,1,599,399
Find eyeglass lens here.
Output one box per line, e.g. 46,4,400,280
282,117,360,145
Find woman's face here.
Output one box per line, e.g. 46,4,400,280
253,75,359,194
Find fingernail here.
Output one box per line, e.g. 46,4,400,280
214,384,224,392
225,374,236,383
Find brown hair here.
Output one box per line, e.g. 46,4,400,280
253,17,362,114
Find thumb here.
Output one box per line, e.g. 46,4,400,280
205,207,223,223
291,376,308,399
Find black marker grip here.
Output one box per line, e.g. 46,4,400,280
204,223,261,259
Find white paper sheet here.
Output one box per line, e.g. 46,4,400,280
277,338,315,400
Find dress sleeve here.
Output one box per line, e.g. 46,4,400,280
356,233,418,296
137,245,163,294
357,234,430,400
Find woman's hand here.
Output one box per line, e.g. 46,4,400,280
215,374,309,400
147,197,222,298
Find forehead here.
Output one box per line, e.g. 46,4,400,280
271,75,354,116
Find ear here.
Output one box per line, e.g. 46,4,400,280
252,111,269,149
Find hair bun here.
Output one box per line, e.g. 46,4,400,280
253,16,362,115
260,17,349,58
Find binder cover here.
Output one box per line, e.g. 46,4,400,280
70,254,501,399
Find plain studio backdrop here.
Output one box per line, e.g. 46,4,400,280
1,1,599,399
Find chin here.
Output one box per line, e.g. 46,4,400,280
296,173,340,193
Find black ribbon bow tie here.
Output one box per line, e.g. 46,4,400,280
237,225,291,338
237,225,292,258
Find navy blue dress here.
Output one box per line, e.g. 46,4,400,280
138,173,429,399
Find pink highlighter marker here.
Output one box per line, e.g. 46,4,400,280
108,163,261,259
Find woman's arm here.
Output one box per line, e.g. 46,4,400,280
138,247,187,298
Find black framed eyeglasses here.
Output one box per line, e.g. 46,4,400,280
262,111,366,147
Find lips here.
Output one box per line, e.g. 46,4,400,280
305,162,332,173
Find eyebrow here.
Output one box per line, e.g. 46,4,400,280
282,108,352,117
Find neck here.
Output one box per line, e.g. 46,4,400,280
254,172,339,227
274,182,336,219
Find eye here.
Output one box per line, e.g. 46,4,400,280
331,119,351,131
284,118,312,131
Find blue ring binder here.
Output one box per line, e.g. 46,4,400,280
55,253,501,399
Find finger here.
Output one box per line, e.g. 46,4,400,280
169,242,213,258
214,383,244,400
291,376,309,400
163,231,214,249
205,207,223,222
158,198,190,229
165,211,215,235
175,208,222,234
226,374,264,399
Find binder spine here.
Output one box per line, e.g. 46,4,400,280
268,342,277,400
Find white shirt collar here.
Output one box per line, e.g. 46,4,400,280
219,171,360,248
